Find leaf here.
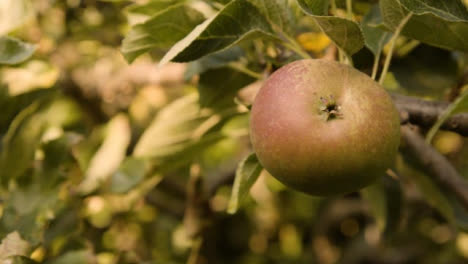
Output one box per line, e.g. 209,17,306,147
0,102,46,185
426,87,468,143
133,94,207,158
1,61,59,96
360,179,387,231
79,114,131,194
227,153,263,214
0,36,36,65
121,4,205,62
48,250,94,264
0,232,30,261
125,0,184,18
361,4,392,55
380,0,468,52
296,0,364,55
248,0,294,33
110,158,147,193
184,46,244,80
198,67,256,110
0,0,34,35
133,94,246,173
0,88,54,134
160,0,275,64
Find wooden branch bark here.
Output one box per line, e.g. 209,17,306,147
392,94,468,136
400,125,468,211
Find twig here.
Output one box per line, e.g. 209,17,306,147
392,93,468,136
400,125,468,211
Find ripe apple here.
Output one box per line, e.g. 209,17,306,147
249,59,400,196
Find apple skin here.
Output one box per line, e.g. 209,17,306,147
249,59,400,196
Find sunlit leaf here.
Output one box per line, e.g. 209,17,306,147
79,114,131,194
2,61,59,95
121,4,205,62
0,232,30,261
227,153,263,214
160,0,275,64
0,0,34,35
133,94,207,158
296,0,364,55
0,36,35,65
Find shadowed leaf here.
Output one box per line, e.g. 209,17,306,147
381,0,468,52
296,0,364,55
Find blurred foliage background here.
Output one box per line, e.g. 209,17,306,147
1,0,468,263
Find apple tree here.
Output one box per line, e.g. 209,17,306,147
1,0,468,263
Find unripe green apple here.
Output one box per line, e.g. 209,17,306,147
250,59,400,196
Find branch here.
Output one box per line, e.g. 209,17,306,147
392,93,468,136
400,125,468,211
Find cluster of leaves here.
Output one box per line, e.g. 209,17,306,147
1,0,468,263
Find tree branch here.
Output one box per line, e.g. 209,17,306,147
392,93,468,136
400,125,468,211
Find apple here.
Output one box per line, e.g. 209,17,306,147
249,59,400,196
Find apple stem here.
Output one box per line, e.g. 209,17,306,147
378,12,413,85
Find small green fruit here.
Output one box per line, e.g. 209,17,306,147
250,59,400,196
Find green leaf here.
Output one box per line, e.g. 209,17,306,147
133,94,208,158
78,114,131,194
0,103,46,185
380,0,468,52
227,153,263,214
198,67,256,110
0,232,30,261
361,4,392,55
0,88,54,134
360,179,387,231
110,158,147,193
160,0,275,64
184,46,244,80
0,36,36,65
248,0,294,33
121,4,205,62
133,94,246,173
48,250,94,264
296,0,364,55
0,0,34,35
426,87,468,143
125,0,184,18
